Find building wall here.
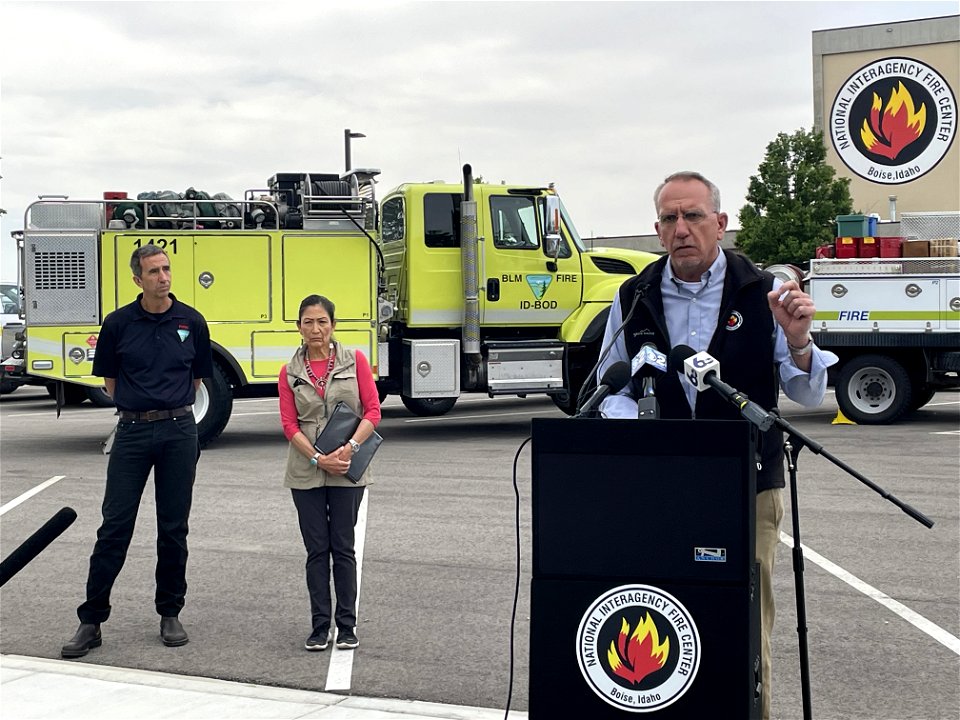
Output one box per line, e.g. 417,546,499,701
813,15,959,220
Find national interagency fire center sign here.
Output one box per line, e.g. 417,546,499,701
829,56,956,184
576,584,702,712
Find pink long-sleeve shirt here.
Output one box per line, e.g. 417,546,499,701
278,350,381,441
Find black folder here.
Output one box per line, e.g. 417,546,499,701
313,401,382,483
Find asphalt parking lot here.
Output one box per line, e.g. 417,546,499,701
1,386,958,719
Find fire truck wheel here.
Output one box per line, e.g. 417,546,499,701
836,354,912,425
61,383,89,406
195,364,233,448
909,383,937,411
551,392,577,416
400,395,457,416
86,386,115,408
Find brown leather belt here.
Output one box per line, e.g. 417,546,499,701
118,406,192,423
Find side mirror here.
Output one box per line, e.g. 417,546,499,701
544,235,559,257
543,195,561,267
543,195,560,236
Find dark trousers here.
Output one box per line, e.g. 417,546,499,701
78,416,198,624
291,485,365,633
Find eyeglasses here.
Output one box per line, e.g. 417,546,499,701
657,210,716,227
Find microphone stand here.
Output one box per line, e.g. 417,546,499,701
761,408,933,720
688,359,933,720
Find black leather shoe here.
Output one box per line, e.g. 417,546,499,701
61,623,101,658
160,616,188,647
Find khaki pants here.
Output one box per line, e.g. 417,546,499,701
756,488,785,720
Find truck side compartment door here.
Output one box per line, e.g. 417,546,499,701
193,233,271,322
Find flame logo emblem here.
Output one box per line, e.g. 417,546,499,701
607,614,670,685
725,311,743,331
829,57,956,185
860,82,926,160
577,584,700,712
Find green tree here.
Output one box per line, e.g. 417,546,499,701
736,128,852,266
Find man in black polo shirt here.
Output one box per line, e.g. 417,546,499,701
62,244,212,658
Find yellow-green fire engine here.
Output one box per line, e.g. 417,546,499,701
19,163,656,446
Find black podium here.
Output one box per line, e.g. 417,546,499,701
529,418,761,718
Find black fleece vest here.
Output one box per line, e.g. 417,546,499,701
617,250,785,492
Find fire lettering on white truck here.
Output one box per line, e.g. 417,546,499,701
838,310,870,321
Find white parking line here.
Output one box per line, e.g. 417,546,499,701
781,531,960,655
4,408,113,419
0,476,67,516
324,490,369,691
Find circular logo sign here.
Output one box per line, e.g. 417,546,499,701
829,57,956,184
576,584,701,713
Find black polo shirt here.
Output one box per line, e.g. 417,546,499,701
93,293,213,412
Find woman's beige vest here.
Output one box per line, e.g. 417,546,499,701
283,341,371,489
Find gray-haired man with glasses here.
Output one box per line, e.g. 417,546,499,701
597,171,836,720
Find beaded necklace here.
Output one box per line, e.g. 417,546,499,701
303,344,336,393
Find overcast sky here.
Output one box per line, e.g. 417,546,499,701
1,1,956,276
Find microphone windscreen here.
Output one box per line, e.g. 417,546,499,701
0,507,78,587
668,344,697,373
600,361,632,394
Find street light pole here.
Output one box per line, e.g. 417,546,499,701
344,129,366,172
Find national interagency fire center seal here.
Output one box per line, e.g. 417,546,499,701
829,57,956,184
576,584,701,712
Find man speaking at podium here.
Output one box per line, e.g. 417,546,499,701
597,171,836,720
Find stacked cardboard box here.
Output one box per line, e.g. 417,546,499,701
930,238,959,257
902,240,931,257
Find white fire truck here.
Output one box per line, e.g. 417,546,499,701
805,212,960,424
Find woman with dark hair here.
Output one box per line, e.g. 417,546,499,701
278,294,381,651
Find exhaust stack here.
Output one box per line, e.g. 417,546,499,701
460,164,482,376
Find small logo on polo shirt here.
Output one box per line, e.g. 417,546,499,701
177,324,190,343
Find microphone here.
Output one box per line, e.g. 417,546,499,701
0,507,78,587
631,343,668,380
632,343,667,419
574,361,631,418
668,345,776,432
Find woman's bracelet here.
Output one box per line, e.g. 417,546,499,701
787,335,814,356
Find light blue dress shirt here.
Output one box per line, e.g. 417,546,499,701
598,251,837,419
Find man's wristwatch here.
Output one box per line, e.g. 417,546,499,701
788,335,814,356
310,452,321,466
348,439,361,454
